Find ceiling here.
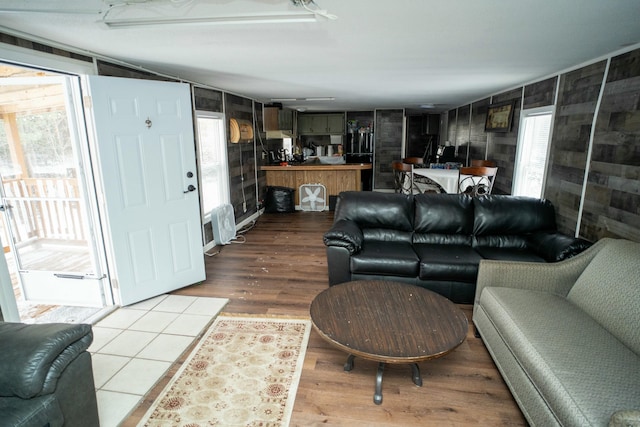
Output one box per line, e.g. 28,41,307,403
1,0,639,113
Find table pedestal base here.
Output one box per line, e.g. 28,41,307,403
344,354,422,405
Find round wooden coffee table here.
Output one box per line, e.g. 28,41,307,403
310,280,468,404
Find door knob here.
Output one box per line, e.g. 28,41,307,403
0,204,12,212
183,185,196,193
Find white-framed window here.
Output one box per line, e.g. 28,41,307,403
195,111,229,220
512,106,554,198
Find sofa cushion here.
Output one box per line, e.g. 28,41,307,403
414,193,474,236
479,287,640,426
363,228,413,244
351,241,419,277
567,239,640,355
414,244,482,282
474,246,546,263
334,191,414,232
473,195,557,236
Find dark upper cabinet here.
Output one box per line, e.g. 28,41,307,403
263,106,293,132
298,113,345,135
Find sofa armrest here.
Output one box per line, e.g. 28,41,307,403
0,323,93,399
527,232,592,262
473,238,610,308
323,219,364,254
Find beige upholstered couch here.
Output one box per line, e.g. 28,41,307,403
473,238,640,427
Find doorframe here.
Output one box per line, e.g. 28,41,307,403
0,74,112,306
0,45,116,320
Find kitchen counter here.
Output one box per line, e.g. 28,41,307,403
262,163,372,208
261,163,372,171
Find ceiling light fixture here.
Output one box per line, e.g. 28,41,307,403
101,0,336,28
271,97,335,102
290,0,337,21
103,12,318,28
0,7,99,14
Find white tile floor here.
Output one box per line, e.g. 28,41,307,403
89,294,228,427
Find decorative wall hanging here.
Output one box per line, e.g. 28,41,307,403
485,101,515,132
229,118,254,143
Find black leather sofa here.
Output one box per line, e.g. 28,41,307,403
323,191,592,304
0,322,99,427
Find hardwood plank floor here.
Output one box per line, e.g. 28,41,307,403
123,211,527,426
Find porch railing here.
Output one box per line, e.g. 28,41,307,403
1,177,85,245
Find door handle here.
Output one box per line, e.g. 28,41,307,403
183,185,196,193
0,204,12,212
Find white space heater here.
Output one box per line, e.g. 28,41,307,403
299,183,327,211
211,203,236,245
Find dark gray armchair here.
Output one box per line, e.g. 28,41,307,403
0,322,99,427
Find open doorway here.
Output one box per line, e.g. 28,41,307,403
0,63,108,323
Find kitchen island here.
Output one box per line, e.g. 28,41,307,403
262,163,372,209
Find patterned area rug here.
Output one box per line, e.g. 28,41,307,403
137,314,311,427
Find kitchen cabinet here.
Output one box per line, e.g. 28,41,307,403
326,114,345,134
263,106,293,132
298,113,345,135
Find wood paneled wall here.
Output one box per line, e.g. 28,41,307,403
446,109,457,144
523,77,558,109
373,109,404,190
0,32,93,63
545,61,606,236
193,86,223,112
445,46,640,242
254,102,271,207
582,49,640,241
97,60,178,82
489,88,522,195
224,94,258,224
454,105,470,162
469,98,490,165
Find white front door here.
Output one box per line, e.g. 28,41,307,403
86,76,205,306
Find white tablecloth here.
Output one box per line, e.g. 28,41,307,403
412,168,462,193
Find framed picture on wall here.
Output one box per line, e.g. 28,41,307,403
485,101,515,132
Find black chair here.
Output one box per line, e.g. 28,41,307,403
0,322,100,427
